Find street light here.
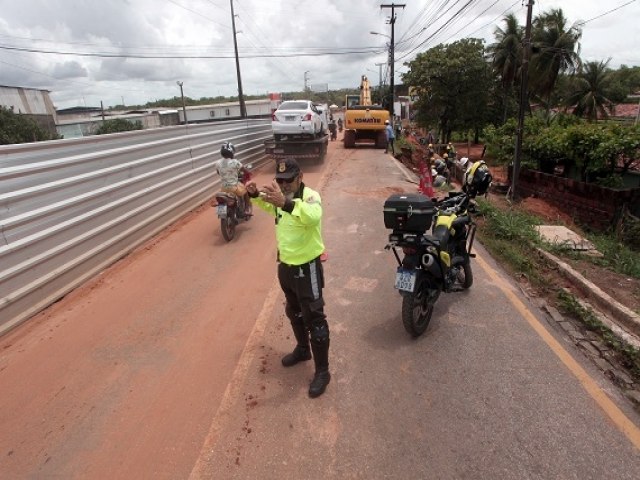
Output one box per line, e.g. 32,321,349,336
370,31,390,39
176,81,187,125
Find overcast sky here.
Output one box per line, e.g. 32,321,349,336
1,0,638,109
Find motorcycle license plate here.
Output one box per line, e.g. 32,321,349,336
395,268,416,292
216,204,227,218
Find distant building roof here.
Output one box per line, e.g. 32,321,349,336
56,106,102,114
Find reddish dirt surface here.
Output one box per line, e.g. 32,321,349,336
0,162,311,478
3,138,640,478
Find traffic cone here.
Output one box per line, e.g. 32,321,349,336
418,160,435,197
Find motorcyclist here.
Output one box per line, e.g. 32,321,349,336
213,142,251,216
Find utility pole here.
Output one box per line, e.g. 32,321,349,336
511,0,534,201
176,81,187,124
304,71,310,93
230,0,246,118
380,3,405,120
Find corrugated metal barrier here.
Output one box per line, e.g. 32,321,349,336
0,119,272,334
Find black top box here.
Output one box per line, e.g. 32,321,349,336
383,193,436,232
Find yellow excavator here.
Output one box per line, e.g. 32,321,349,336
343,75,390,148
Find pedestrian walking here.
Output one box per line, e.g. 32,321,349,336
385,120,395,154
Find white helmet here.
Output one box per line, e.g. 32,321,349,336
459,157,469,169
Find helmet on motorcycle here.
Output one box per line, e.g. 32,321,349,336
220,142,236,159
464,160,492,197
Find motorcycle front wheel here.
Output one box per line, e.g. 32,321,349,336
401,285,441,337
221,217,236,241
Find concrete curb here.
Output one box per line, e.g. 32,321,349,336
538,249,640,338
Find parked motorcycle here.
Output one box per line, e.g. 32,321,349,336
384,191,476,337
214,166,252,242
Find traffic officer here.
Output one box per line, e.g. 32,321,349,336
245,158,331,398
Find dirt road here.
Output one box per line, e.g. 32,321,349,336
1,138,640,479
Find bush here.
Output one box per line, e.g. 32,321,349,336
95,118,143,135
0,106,58,144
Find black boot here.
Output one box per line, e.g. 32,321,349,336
281,345,311,367
309,337,330,398
281,314,311,367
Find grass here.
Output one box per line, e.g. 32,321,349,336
475,199,548,288
475,196,640,383
557,291,640,382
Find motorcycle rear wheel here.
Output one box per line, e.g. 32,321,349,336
456,261,473,289
401,286,440,337
221,217,236,241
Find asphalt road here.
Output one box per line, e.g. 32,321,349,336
1,138,640,479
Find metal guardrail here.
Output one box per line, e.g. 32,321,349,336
0,118,272,334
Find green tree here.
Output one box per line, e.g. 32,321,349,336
0,106,58,145
488,13,523,123
529,9,582,114
95,118,143,135
607,65,640,102
402,38,492,142
565,59,614,122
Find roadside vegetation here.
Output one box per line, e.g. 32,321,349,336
400,7,640,194
557,291,640,382
95,118,143,135
474,197,640,383
0,106,60,144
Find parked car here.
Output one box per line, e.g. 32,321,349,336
271,100,324,140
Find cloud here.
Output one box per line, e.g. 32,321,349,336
51,60,88,79
0,0,638,108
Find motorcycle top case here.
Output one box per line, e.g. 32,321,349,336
383,193,436,232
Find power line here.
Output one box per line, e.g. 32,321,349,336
395,0,478,62
464,0,521,38
0,44,383,59
165,0,230,29
575,0,638,26
439,0,505,43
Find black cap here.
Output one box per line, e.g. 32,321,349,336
275,158,300,180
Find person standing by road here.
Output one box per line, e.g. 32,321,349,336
245,158,331,398
385,120,395,154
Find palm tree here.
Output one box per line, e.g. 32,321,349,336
529,9,582,114
488,14,523,123
565,59,614,122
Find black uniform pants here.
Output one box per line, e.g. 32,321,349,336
277,257,329,345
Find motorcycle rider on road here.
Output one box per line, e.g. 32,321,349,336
213,142,251,216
